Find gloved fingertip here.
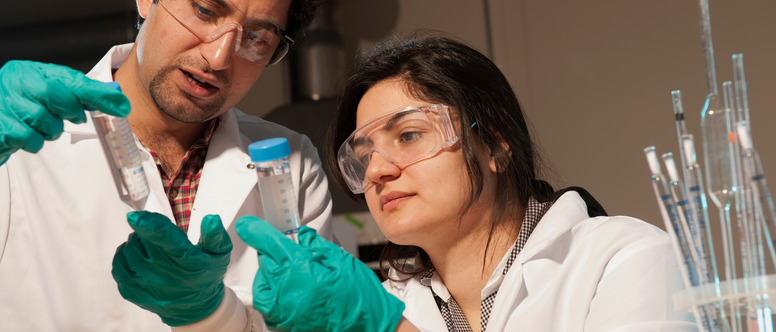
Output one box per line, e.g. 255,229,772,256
200,214,232,254
125,211,182,241
19,136,44,154
234,216,268,247
80,80,131,117
126,210,150,227
297,226,336,251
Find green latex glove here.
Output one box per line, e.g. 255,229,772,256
112,211,233,326
235,216,405,332
0,60,130,165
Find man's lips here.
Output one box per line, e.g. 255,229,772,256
177,69,221,98
182,69,220,89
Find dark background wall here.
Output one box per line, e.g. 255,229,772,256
3,0,776,242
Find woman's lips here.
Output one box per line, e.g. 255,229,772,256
380,192,414,211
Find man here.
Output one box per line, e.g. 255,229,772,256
0,0,332,330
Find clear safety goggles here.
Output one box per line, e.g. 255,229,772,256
337,104,461,194
159,0,294,65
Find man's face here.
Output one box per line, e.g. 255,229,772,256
135,0,292,123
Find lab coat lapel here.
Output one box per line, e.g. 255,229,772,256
187,110,257,243
486,192,590,331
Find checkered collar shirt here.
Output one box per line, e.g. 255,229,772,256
420,197,552,331
144,117,221,233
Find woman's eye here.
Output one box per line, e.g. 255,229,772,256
399,131,422,143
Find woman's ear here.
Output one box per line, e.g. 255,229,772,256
489,132,512,173
137,0,154,19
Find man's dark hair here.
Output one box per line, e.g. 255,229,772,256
137,0,320,39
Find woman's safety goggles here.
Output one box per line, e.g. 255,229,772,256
337,104,461,194
159,0,294,65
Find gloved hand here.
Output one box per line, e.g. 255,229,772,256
235,216,405,332
112,211,232,326
0,60,129,165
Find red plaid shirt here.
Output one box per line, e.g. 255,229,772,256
145,118,221,233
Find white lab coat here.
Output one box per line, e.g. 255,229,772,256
384,191,698,331
0,44,333,331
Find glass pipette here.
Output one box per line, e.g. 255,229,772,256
645,147,700,287
681,135,730,330
736,121,776,331
737,121,776,269
725,80,765,331
672,91,691,192
698,0,740,318
723,81,755,279
663,152,710,280
681,135,719,282
664,152,726,330
673,91,719,283
732,54,750,128
645,147,711,330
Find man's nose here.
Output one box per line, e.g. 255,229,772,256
200,24,241,70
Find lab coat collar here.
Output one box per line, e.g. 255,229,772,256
88,43,132,82
485,191,591,330
517,191,590,263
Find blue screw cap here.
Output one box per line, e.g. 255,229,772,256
249,137,291,162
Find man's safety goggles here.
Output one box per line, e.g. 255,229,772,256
337,104,462,194
159,0,294,65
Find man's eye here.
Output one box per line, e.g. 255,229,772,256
246,30,267,43
194,5,217,20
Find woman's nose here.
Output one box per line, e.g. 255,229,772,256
363,151,401,189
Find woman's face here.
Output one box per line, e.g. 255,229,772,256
355,78,498,248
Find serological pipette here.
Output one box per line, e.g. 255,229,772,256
645,147,711,330
724,81,756,279
645,147,700,287
674,91,719,282
737,122,776,269
736,121,776,331
672,91,691,183
680,135,719,283
732,54,750,128
663,152,711,282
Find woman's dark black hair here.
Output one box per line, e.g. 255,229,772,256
325,32,557,280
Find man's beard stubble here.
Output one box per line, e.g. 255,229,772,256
148,65,228,124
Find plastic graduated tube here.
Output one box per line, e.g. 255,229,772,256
248,137,300,242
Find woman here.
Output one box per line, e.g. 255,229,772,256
235,33,696,331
